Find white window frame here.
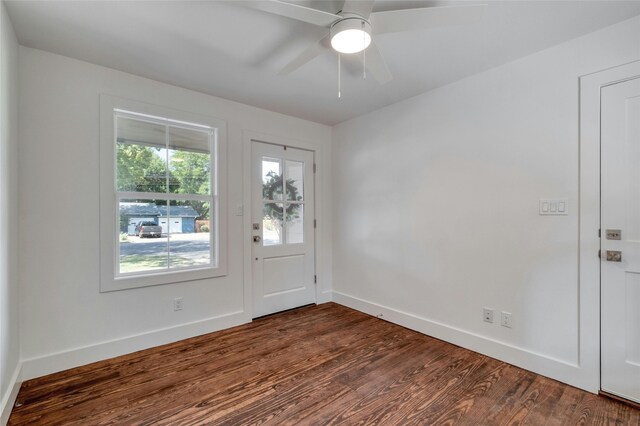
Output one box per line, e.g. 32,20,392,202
100,95,227,292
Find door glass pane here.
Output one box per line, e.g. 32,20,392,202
263,202,283,246
262,157,283,201
116,117,167,193
168,201,212,269
286,203,304,244
285,160,304,201
118,199,168,274
168,126,212,195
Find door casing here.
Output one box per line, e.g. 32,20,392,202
241,131,328,322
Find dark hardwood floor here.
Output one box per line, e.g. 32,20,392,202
9,303,640,425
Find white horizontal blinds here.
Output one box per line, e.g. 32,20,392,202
114,110,217,276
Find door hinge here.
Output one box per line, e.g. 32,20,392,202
314,275,317,284
314,219,317,228
598,249,601,259
598,228,601,238
313,163,316,173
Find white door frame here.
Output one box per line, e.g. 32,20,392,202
580,59,640,393
242,130,329,320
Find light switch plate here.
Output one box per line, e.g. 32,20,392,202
173,297,183,311
539,198,568,216
501,311,512,328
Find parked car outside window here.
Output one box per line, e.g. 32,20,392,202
135,221,162,238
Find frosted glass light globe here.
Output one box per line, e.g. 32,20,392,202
331,18,372,54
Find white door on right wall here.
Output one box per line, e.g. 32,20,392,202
601,76,640,404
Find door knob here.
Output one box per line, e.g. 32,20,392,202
606,250,622,262
253,235,261,243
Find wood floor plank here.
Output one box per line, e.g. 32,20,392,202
123,315,394,425
8,303,639,425
544,385,586,426
311,341,454,425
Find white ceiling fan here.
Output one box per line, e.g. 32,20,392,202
234,0,485,84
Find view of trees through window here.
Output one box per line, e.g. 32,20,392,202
115,113,216,275
116,143,211,219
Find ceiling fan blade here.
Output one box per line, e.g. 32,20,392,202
279,34,330,75
371,4,486,35
234,1,340,28
341,0,375,19
365,41,392,84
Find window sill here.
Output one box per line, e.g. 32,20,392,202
100,265,227,293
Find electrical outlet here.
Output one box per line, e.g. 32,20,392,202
173,297,183,311
501,311,512,328
483,308,494,323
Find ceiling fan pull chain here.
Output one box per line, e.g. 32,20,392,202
338,53,341,99
362,20,366,80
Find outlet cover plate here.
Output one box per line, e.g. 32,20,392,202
483,308,494,323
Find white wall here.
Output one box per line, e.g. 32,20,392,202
17,47,332,379
0,0,20,422
332,15,640,392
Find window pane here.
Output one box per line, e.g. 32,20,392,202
168,201,212,269
285,203,304,244
262,157,283,201
119,199,168,274
116,117,167,193
263,203,283,246
285,160,304,201
168,126,211,195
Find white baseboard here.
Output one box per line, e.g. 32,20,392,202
332,291,597,393
317,290,333,304
20,310,248,382
1,362,22,426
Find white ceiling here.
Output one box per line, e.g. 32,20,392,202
6,0,640,125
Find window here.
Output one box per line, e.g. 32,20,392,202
261,157,305,245
100,96,227,291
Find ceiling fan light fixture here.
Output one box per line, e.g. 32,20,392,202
330,18,372,54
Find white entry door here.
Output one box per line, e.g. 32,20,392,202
601,76,640,403
252,141,315,318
